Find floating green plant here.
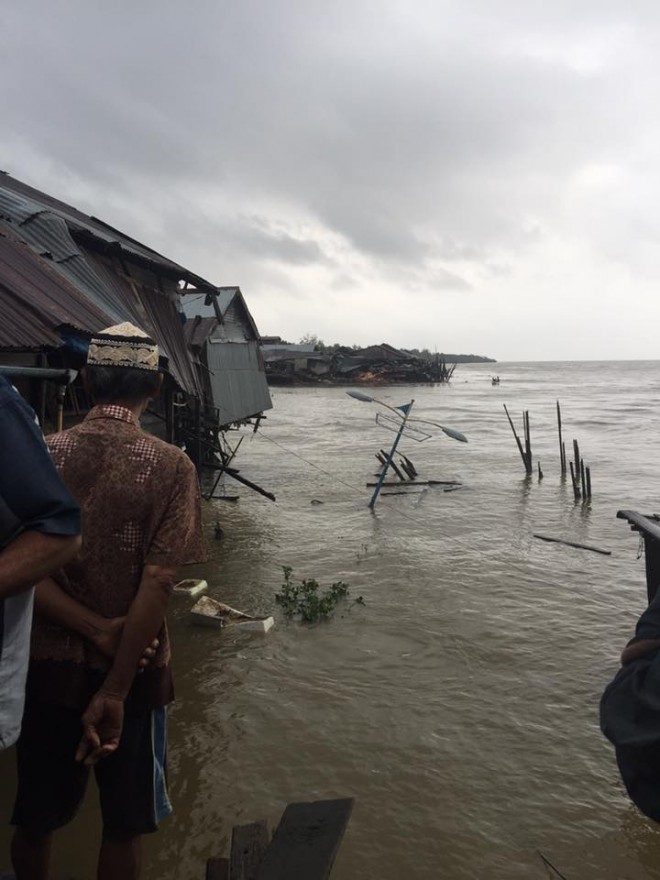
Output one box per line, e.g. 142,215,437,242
275,565,361,622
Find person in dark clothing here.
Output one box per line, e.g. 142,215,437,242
601,589,660,822
0,375,82,751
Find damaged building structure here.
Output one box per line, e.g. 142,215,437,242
0,171,272,494
261,340,457,385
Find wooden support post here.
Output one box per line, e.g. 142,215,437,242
573,439,580,480
503,404,530,474
580,459,587,499
401,454,418,477
399,458,416,481
380,449,406,481
569,461,581,500
194,397,202,473
538,461,543,480
56,384,66,432
524,410,532,474
557,401,566,474
586,466,592,499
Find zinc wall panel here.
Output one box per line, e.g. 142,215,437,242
206,341,272,425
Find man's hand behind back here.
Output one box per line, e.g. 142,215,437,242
92,617,159,669
75,689,124,766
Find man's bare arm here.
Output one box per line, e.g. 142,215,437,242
76,563,177,765
100,563,177,698
0,531,81,601
35,576,159,663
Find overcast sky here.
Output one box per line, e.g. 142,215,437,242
2,1,660,360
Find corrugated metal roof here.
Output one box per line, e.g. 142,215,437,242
183,316,218,348
0,172,214,289
0,227,111,348
84,251,201,396
181,286,261,341
0,177,204,396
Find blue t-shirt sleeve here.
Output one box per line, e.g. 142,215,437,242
0,378,81,538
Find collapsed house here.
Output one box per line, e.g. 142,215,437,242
0,171,272,489
259,340,455,385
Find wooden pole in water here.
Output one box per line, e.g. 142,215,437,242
580,459,587,499
538,461,543,480
573,439,580,481
586,466,592,499
569,461,581,500
379,450,406,481
557,401,566,474
524,411,532,474
504,404,529,473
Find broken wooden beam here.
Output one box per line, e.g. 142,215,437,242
366,479,461,487
533,533,611,556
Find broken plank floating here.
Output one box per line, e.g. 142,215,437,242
365,480,461,487
533,533,611,556
206,798,354,880
380,491,423,496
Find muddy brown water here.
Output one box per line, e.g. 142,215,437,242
2,361,660,878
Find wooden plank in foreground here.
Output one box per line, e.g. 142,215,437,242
533,533,611,556
254,798,354,880
230,821,270,880
206,857,230,880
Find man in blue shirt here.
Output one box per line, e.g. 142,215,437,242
0,375,82,749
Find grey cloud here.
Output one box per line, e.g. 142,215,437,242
3,0,660,355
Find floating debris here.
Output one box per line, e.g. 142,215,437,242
190,595,275,632
173,578,208,597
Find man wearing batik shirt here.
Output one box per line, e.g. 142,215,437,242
0,376,81,751
11,323,205,880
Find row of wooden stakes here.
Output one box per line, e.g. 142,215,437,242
504,401,592,501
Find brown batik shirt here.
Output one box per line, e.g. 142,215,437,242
27,405,205,713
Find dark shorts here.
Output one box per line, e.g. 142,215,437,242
11,701,172,837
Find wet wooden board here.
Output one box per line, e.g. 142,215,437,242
254,798,353,880
205,858,229,880
230,821,270,880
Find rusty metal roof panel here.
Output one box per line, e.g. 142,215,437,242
183,316,218,348
83,251,201,396
0,172,214,288
0,228,111,348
